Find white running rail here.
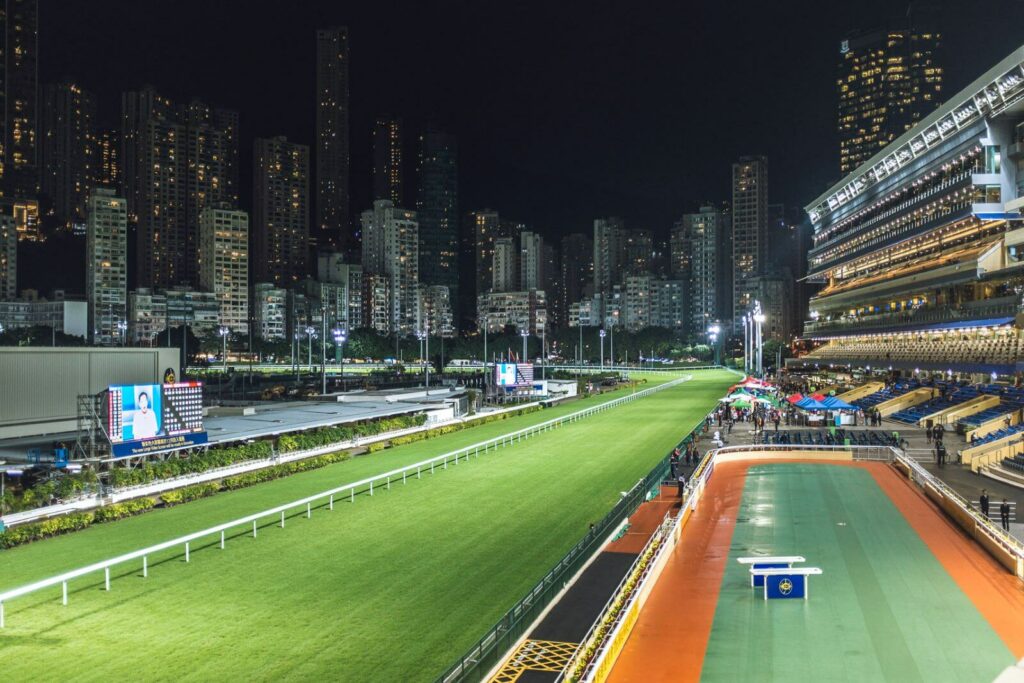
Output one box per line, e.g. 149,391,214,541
0,375,692,628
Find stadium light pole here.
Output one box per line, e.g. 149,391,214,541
117,320,128,347
520,328,528,364
610,321,615,368
745,315,753,374
305,326,315,373
707,323,721,366
599,328,606,369
754,303,766,378
541,325,546,379
218,325,229,372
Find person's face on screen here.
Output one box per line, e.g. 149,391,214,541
139,392,149,412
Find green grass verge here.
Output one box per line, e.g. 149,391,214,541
702,463,1013,682
0,370,733,681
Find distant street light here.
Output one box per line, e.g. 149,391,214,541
599,328,607,369
305,326,316,372
520,328,529,364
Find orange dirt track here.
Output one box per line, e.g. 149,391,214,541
607,460,1024,683
605,486,680,555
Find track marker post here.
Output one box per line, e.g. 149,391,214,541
280,511,285,528
104,568,110,590
185,543,190,563
220,531,225,549
62,581,68,605
143,556,148,578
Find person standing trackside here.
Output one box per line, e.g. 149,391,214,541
980,489,990,519
1001,499,1011,531
677,472,687,498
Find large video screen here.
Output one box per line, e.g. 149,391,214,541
107,382,207,457
495,363,534,387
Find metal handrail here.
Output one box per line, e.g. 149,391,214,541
0,376,691,628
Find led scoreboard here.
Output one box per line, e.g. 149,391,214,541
107,381,208,457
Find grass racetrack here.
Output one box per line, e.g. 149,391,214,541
0,369,734,681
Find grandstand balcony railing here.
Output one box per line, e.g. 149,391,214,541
803,296,1020,336
0,374,700,630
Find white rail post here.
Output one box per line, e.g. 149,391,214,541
185,542,190,563
143,556,148,577
280,511,285,528
253,520,258,537
329,494,334,510
104,567,111,590
350,488,354,503
306,503,311,518
370,481,374,496
387,476,391,490
403,470,407,484
418,466,421,479
220,531,225,549
444,457,448,470
0,602,4,628
62,581,68,605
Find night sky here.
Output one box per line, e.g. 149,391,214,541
39,0,1024,240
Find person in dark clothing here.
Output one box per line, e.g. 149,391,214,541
980,489,990,519
933,423,945,443
670,449,680,477
677,473,687,497
926,426,932,444
1000,499,1011,531
935,439,946,467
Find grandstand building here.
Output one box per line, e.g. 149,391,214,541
798,45,1024,376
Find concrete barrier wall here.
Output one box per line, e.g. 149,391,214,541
875,387,934,417
923,395,999,427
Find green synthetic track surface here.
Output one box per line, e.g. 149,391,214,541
701,463,1013,682
0,369,735,682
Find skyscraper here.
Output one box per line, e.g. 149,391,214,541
466,209,502,304
199,205,249,334
620,229,653,277
492,236,518,293
837,8,943,174
0,0,38,202
316,27,351,249
520,231,544,291
593,217,624,299
560,232,593,322
669,219,691,280
416,127,458,319
684,205,731,338
0,210,14,298
94,129,120,191
732,156,768,332
41,82,96,231
372,116,402,205
253,136,310,287
360,200,418,334
123,89,239,288
85,189,127,345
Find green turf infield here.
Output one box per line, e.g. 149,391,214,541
701,463,1014,682
0,369,735,681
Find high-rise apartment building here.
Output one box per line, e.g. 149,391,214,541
467,209,502,302
360,200,418,334
683,205,731,339
0,211,15,298
669,219,691,280
199,206,249,334
593,217,624,299
520,231,544,291
732,156,768,332
122,88,238,288
253,136,310,287
41,82,96,231
372,116,402,205
560,232,593,322
418,285,454,338
0,0,38,202
94,129,120,191
416,127,458,319
492,236,518,293
620,229,653,277
316,253,363,330
837,9,943,174
253,282,287,340
85,189,127,344
315,27,351,249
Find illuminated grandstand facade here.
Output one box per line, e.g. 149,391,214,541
801,45,1024,374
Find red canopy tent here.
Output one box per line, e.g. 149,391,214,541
786,393,804,404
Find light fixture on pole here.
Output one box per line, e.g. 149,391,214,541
753,301,766,377
741,315,749,374
218,325,230,371
332,327,346,392
117,320,128,347
305,325,316,373
520,328,528,364
599,328,607,369
707,323,721,366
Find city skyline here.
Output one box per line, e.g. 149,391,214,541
34,1,1024,239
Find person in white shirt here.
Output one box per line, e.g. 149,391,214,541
132,391,159,439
